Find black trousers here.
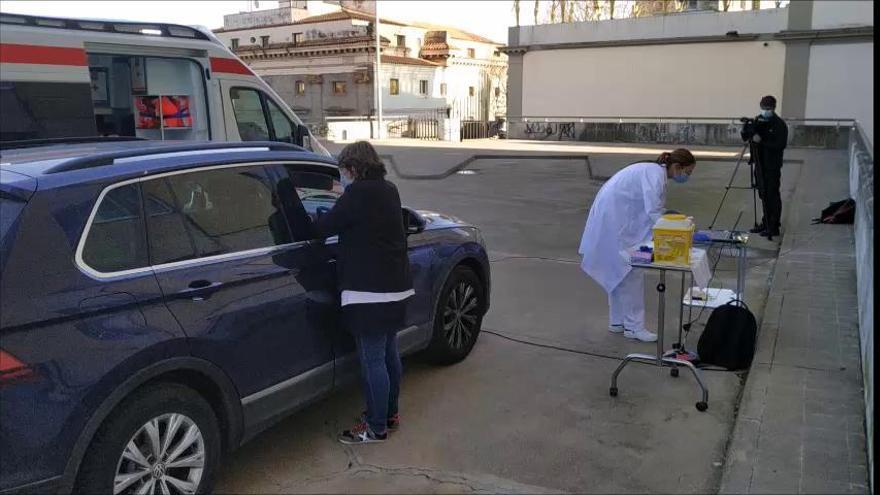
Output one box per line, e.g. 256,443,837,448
754,151,783,232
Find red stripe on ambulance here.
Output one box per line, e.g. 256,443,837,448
210,57,253,76
0,43,87,66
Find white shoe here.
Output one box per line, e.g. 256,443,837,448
624,329,658,342
608,324,625,334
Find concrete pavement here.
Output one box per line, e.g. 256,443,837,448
212,139,865,493
719,149,870,494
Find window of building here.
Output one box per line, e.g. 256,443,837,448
467,48,475,58
260,35,270,47
494,87,500,97
440,83,447,96
293,32,302,45
419,80,428,95
250,36,256,44
390,78,399,95
333,81,347,95
396,35,406,47
468,86,475,97
81,183,148,273
231,38,239,49
295,80,306,96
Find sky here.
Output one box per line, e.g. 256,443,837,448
0,0,523,43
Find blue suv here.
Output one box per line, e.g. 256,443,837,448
0,139,490,494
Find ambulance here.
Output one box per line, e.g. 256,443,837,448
0,12,330,156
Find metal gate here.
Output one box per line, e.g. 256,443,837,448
384,109,443,140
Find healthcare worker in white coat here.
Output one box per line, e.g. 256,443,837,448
578,148,697,342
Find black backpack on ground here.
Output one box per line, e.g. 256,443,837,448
812,198,855,224
697,300,758,371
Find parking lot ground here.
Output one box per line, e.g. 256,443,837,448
214,140,844,493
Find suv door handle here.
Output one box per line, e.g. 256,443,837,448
177,280,224,301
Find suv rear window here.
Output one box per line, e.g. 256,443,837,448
81,183,148,273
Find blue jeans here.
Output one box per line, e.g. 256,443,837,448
354,331,402,435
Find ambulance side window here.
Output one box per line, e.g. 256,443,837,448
0,81,98,141
229,87,296,144
229,88,271,141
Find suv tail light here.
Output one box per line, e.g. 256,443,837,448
0,349,34,382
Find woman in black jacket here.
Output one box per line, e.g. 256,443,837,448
317,141,412,444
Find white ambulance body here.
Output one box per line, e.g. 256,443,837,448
0,12,329,156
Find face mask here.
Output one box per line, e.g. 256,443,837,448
340,171,353,190
673,174,690,184
760,109,773,119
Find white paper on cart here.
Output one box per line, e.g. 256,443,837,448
689,247,711,288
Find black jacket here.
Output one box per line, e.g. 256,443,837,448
316,178,412,293
743,113,788,170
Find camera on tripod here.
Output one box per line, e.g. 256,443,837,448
739,116,757,140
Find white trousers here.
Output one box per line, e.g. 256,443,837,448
608,269,646,332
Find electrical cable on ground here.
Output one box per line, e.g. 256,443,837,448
481,328,737,373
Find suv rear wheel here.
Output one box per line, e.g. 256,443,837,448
76,383,221,495
424,266,485,364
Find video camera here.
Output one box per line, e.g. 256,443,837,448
740,116,757,140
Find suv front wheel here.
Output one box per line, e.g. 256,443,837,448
424,266,485,364
76,383,221,495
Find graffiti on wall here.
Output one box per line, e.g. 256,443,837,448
524,121,576,140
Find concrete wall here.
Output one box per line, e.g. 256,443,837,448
520,41,785,117
849,123,874,490
804,43,873,146
513,8,787,46
812,0,874,29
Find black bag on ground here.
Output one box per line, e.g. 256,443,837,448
812,198,855,224
697,300,757,371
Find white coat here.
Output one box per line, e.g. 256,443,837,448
578,162,667,293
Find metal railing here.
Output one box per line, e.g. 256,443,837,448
503,116,857,148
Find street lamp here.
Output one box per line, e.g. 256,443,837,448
353,4,382,139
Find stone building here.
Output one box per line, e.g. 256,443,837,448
213,0,507,128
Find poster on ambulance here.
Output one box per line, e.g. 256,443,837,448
134,96,192,129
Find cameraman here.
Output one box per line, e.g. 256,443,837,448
741,95,788,239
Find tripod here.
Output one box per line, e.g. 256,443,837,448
708,141,760,231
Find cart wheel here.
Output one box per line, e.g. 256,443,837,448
670,368,680,378
609,387,618,397
696,401,708,412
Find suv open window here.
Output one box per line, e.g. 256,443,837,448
159,166,292,258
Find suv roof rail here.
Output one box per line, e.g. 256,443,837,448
0,12,211,41
0,136,146,152
46,141,313,174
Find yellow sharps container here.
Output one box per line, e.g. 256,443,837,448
652,214,694,265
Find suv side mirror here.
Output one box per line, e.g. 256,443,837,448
403,207,425,235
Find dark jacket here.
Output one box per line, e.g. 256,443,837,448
744,113,788,170
316,178,412,293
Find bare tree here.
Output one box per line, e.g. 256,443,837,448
534,0,540,24
513,0,521,26
721,0,732,11
751,0,761,9
560,0,568,21
608,0,616,19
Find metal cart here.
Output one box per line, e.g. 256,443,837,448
608,232,749,412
